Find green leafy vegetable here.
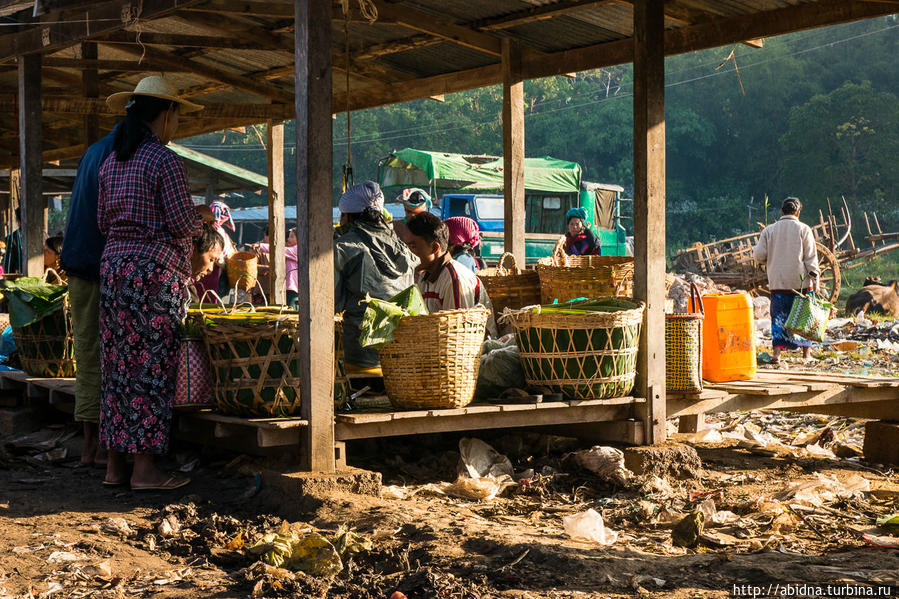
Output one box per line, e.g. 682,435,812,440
0,277,68,328
357,285,428,349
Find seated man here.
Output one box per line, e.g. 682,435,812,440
335,181,418,369
406,212,497,336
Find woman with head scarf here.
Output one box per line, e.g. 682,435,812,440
563,207,600,256
444,216,481,273
194,200,237,299
97,75,205,490
335,181,418,370
392,187,432,245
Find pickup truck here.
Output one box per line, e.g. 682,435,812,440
440,183,629,265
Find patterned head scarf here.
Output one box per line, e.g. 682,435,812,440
445,216,481,249
210,201,235,231
339,181,385,214
397,188,432,211
566,207,588,223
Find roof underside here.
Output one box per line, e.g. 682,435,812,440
0,0,894,168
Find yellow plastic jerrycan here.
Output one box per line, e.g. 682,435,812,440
695,291,757,382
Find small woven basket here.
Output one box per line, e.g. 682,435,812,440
226,251,258,291
200,307,302,417
12,303,76,378
509,298,644,400
537,242,634,303
665,283,704,394
477,252,541,316
379,307,489,410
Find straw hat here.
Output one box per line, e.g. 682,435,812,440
106,75,203,114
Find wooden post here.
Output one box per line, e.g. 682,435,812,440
18,53,44,277
267,119,286,305
81,42,100,146
633,0,667,444
502,38,526,265
295,0,335,472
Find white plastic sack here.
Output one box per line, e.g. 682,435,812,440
563,509,618,545
459,438,514,479
572,446,631,484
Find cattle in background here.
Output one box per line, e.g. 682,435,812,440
845,280,899,317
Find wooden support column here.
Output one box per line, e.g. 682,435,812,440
295,0,335,472
633,0,666,444
81,42,100,146
18,53,44,277
267,119,286,305
502,38,525,265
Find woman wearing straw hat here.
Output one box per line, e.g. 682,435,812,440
97,75,204,491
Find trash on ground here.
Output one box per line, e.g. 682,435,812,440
563,508,618,545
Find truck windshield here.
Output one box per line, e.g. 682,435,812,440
475,196,504,220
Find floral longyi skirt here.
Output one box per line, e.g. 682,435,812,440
98,256,187,454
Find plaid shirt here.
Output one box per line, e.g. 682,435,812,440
98,134,200,277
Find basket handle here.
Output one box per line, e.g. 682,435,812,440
496,252,520,275
689,282,704,316
43,268,64,284
551,237,569,267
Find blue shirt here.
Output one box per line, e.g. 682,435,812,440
60,127,118,282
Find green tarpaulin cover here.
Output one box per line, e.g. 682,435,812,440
380,148,581,193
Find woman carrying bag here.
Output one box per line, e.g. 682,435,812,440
97,76,204,491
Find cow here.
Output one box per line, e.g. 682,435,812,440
845,280,899,317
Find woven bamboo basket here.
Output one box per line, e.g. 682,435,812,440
200,307,302,417
225,251,258,291
509,298,644,400
379,306,489,410
665,283,704,394
0,312,10,332
477,252,541,317
12,304,76,378
537,252,634,304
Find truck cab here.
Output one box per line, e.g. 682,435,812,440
441,183,628,265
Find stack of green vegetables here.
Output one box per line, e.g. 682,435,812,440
511,298,644,400
358,285,428,349
0,277,74,377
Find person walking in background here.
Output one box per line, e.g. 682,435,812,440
60,124,118,467
444,216,481,273
563,207,600,256
254,227,299,307
753,197,819,363
98,75,203,490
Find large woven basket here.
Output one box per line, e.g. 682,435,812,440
537,254,634,303
200,307,302,417
478,252,541,317
12,305,76,378
509,298,644,399
379,307,489,410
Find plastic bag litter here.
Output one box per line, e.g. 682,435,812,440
47,551,87,563
100,517,136,538
863,533,899,548
247,529,345,577
438,475,517,501
801,443,836,459
752,296,771,321
683,428,724,444
563,509,618,545
459,438,514,479
570,446,631,484
698,498,740,525
876,514,899,533
777,473,870,506
476,335,526,398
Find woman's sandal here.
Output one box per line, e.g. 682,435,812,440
131,476,191,492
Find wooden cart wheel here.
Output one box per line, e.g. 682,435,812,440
816,242,840,303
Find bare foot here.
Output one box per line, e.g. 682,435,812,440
80,422,99,466
104,450,129,486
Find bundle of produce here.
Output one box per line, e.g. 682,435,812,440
507,298,644,399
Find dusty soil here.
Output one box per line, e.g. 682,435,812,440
2,420,899,599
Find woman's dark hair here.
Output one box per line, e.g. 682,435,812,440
194,223,224,254
346,207,387,227
45,235,63,255
407,212,448,251
113,95,177,162
450,242,473,258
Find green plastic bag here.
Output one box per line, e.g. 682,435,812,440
357,285,428,349
784,293,832,342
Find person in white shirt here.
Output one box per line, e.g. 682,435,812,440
405,212,497,336
753,197,819,362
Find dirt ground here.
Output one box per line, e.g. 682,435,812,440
2,416,899,599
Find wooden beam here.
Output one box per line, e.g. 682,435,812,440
353,34,437,61
474,0,618,31
632,0,666,445
106,43,294,103
17,53,43,277
0,0,205,63
171,11,293,52
502,38,525,266
267,118,286,305
0,96,296,121
81,42,99,147
295,0,335,472
182,0,295,18
42,57,186,71
98,31,276,50
374,0,503,56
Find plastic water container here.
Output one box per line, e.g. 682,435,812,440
694,291,757,382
